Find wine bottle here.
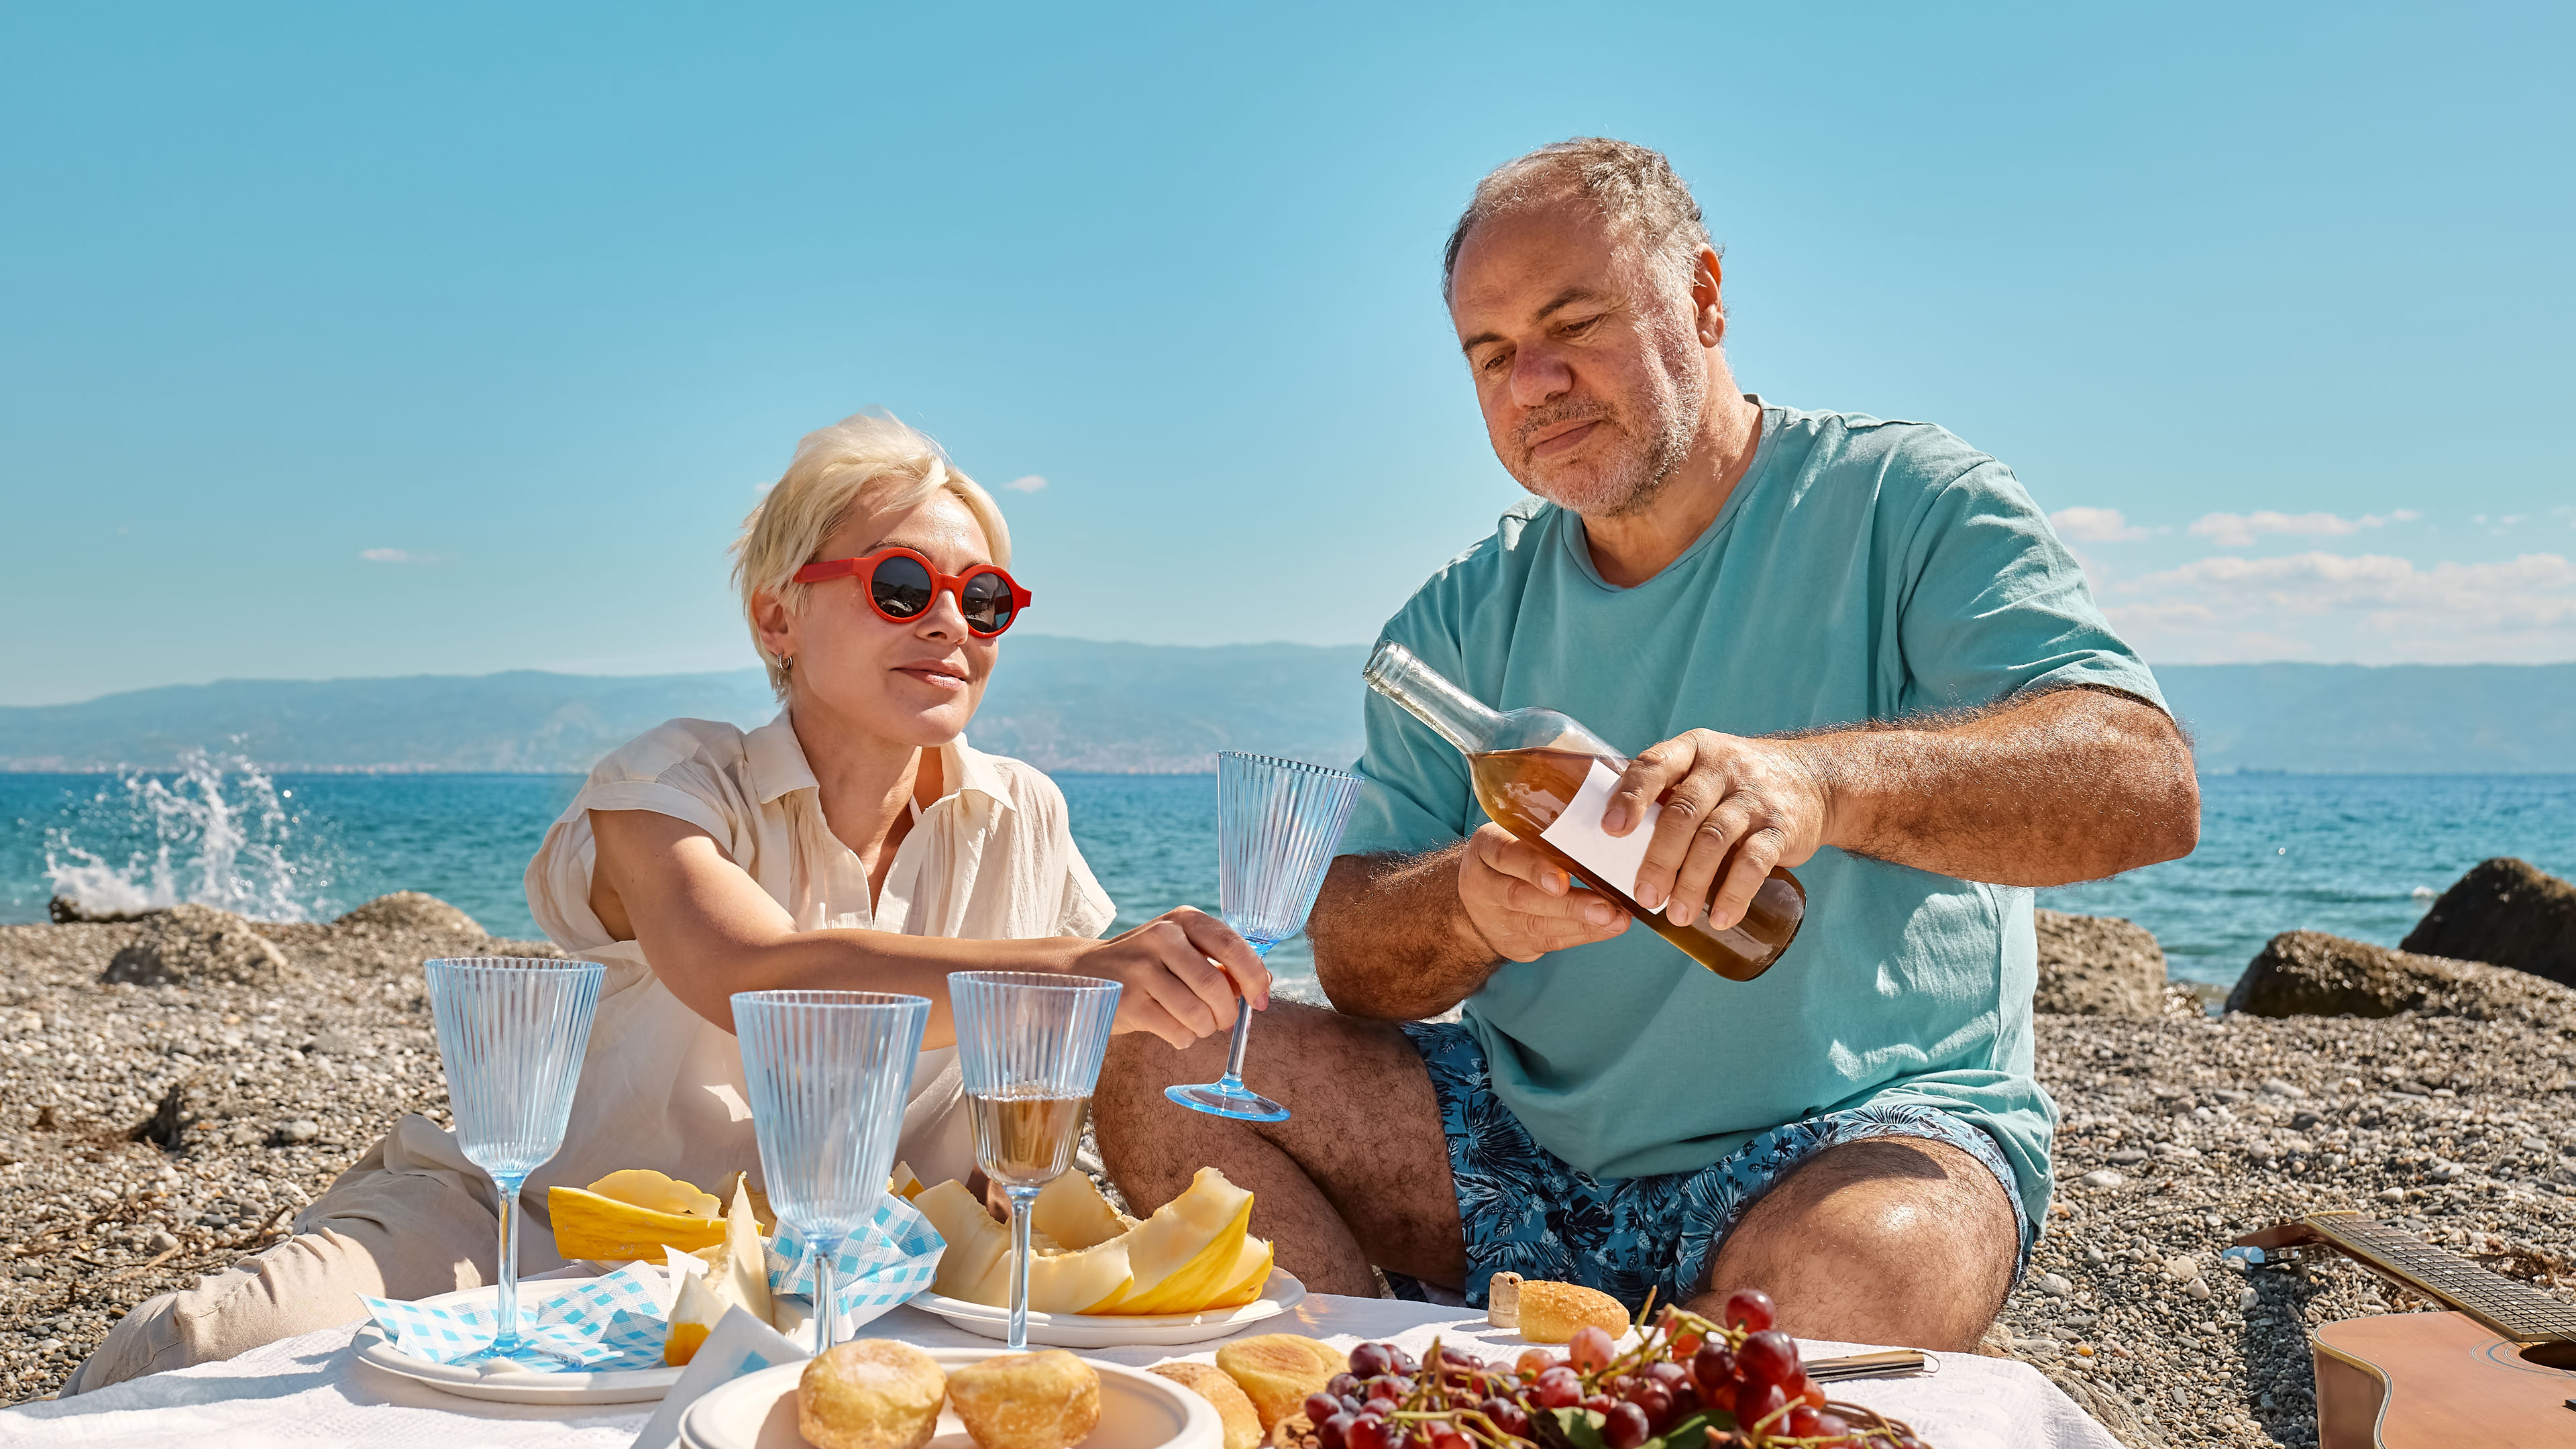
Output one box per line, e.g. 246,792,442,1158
1361,640,1805,981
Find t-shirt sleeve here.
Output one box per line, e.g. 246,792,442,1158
1338,617,1481,861
1894,460,2168,716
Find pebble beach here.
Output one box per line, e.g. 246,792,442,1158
4,892,2573,1449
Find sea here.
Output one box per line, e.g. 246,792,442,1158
5,757,2574,992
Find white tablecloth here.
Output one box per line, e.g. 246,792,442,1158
2,1295,2117,1449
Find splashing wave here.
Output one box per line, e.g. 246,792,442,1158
41,751,339,922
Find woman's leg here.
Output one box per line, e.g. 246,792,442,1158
65,1118,502,1393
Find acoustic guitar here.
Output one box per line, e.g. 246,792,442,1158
2234,1212,2576,1448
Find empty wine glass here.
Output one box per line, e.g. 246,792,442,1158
423,957,604,1362
948,971,1121,1350
1166,751,1364,1123
731,990,929,1352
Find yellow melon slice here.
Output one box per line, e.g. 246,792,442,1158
662,1247,727,1366
714,1180,775,1328
550,1177,729,1261
1204,1234,1275,1309
916,1177,1136,1314
918,1178,1012,1300
712,1171,777,1233
1111,1167,1254,1314
1032,1171,1133,1250
588,1169,721,1219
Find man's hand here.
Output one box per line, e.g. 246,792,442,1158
1065,907,1271,1049
1601,731,1831,932
1458,822,1631,962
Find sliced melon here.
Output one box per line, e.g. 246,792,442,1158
916,1177,1137,1313
712,1180,775,1329
549,1184,729,1260
712,1171,777,1233
1032,1171,1133,1250
1111,1167,1254,1314
661,1250,726,1366
917,1178,1012,1300
1204,1234,1275,1309
587,1169,720,1219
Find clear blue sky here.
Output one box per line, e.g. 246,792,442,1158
3,1,2569,706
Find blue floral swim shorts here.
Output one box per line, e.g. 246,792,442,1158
1399,1021,2034,1311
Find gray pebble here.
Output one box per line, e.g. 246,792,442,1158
2078,1168,2126,1188
279,1119,320,1144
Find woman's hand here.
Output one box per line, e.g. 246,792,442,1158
1061,908,1270,1049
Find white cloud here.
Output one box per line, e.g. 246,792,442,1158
2106,549,2576,663
2050,506,2151,543
1003,475,1048,494
358,548,442,564
2187,508,2422,549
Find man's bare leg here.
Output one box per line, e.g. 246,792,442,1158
1688,1136,2019,1351
1093,1003,1462,1299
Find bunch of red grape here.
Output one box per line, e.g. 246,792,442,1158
1292,1291,1928,1449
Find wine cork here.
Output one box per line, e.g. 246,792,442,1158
1487,1271,1522,1328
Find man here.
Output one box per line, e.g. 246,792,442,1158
1093,138,2196,1351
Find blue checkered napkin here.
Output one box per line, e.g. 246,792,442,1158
767,1191,944,1318
362,1262,673,1371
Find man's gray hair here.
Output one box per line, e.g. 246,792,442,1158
1441,137,1715,302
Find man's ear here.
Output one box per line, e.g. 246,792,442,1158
1693,246,1726,348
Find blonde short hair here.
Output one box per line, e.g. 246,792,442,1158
731,410,1014,696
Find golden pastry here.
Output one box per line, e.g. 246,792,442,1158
946,1350,1104,1449
1214,1334,1342,1431
796,1339,948,1449
1150,1361,1263,1449
1515,1279,1629,1344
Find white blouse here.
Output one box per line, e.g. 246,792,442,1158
511,712,1117,1225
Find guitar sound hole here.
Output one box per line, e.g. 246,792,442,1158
2518,1340,2576,1371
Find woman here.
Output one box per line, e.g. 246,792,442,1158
68,411,1265,1391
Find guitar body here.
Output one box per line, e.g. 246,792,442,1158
2312,1311,2576,1448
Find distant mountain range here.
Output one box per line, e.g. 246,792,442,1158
2,645,2571,774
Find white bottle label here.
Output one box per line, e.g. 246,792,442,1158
1538,759,1661,901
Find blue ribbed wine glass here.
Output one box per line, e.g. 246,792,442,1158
1167,752,1364,1124
731,990,928,1352
949,971,1121,1350
423,957,604,1362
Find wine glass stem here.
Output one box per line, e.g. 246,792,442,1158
492,1173,526,1348
812,1242,841,1354
1221,1003,1253,1083
1006,1185,1040,1351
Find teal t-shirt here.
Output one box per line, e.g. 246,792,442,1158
1340,401,2167,1230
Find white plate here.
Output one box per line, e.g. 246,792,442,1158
682,1346,1222,1449
910,1269,1305,1347
354,1278,688,1404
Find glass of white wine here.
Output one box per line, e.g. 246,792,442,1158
947,970,1122,1350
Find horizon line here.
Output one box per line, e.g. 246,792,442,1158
9,649,2576,712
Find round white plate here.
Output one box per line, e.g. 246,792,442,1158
682,1345,1222,1449
910,1269,1305,1347
354,1279,685,1405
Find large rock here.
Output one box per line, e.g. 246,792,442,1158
2033,909,2167,1016
2400,857,2576,990
333,892,485,936
2224,929,2576,1026
103,904,299,987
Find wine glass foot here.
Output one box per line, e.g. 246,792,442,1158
1165,1078,1289,1122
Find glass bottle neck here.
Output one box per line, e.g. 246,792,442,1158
1362,641,1502,757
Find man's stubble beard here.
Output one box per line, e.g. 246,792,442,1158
1513,332,1707,521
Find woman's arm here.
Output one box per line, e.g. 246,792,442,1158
588,808,1268,1049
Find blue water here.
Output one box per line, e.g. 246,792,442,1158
6,763,2573,989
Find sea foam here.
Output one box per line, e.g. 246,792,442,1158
42,750,335,922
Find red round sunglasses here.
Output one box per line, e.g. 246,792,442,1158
792,546,1032,637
